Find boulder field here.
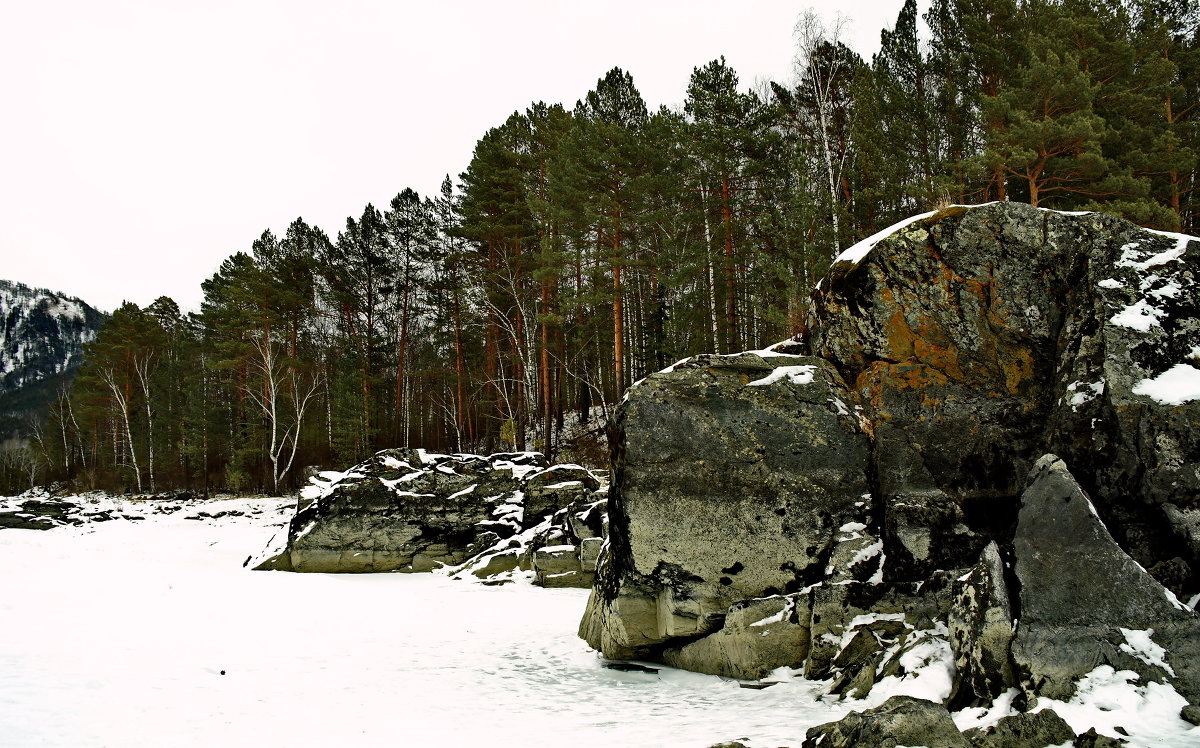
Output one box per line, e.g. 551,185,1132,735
256,449,607,587
579,202,1200,730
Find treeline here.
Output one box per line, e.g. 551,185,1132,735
5,0,1197,494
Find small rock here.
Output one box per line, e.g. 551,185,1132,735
803,695,969,748
1073,727,1126,747
966,709,1075,748
1181,704,1200,726
602,661,659,674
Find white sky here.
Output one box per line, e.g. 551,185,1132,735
1,0,909,313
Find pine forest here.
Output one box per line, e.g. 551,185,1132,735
7,0,1198,494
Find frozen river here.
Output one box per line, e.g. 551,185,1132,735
0,498,851,747
1,496,1195,747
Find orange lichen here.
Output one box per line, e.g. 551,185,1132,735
1001,348,1035,394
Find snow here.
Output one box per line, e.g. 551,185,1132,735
837,521,866,540
380,454,410,470
44,298,84,321
300,469,359,501
862,624,955,705
953,687,1022,732
536,544,578,555
747,365,816,387
5,499,1200,747
1132,364,1200,405
1150,281,1182,299
1117,233,1192,271
1119,628,1175,677
446,484,478,500
1110,299,1164,331
1032,666,1197,746
493,459,542,480
848,540,884,568
0,500,867,747
833,209,940,267
1064,380,1104,410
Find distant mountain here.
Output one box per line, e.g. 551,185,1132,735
0,280,105,436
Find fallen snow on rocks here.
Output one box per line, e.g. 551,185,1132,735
1133,363,1200,405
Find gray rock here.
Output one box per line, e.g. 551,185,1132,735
267,449,607,579
965,709,1075,748
802,695,969,748
580,353,872,660
950,541,1017,705
1073,727,1126,747
579,537,604,571
576,203,1200,693
1012,455,1200,702
467,549,520,579
1181,704,1200,726
662,594,810,680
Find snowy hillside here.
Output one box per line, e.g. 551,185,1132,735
0,280,103,432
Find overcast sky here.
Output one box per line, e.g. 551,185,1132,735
2,0,909,313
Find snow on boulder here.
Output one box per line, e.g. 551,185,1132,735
258,449,606,582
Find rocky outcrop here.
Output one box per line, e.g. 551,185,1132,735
259,449,606,585
579,203,1200,731
811,700,1083,748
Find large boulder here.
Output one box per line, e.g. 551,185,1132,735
580,351,872,660
809,203,1200,588
579,203,1200,716
261,449,606,581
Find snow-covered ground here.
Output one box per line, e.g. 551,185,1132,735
1,497,1197,747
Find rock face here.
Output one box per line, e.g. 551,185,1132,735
580,203,1200,723
1012,455,1200,703
262,449,606,584
808,203,1200,587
